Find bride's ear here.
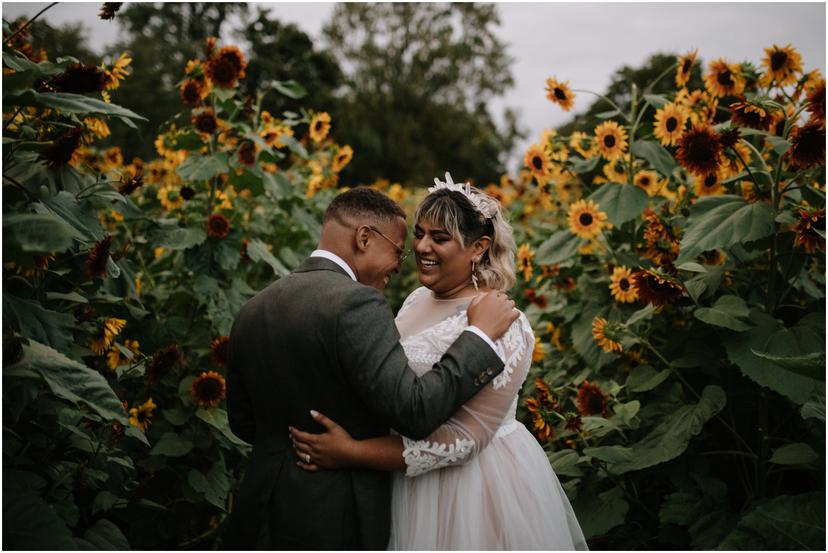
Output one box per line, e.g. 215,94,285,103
473,236,492,258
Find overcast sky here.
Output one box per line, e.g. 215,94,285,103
4,2,826,173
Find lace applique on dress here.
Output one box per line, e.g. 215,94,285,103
401,434,475,477
491,315,532,390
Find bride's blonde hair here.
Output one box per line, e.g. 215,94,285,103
414,187,516,292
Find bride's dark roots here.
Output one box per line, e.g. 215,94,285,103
415,189,494,250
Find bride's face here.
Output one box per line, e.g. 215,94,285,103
413,219,480,298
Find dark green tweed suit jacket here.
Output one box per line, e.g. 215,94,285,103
224,256,504,550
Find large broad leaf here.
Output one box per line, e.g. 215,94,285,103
245,239,288,276
631,139,677,177
75,518,130,549
3,490,77,550
626,365,671,392
571,486,629,539
176,152,229,182
269,79,307,99
583,445,633,464
611,385,726,474
4,294,76,352
534,229,581,265
3,90,146,122
38,190,104,241
693,295,753,331
724,310,818,404
586,182,649,226
197,408,250,447
548,449,584,477
750,350,825,381
717,492,825,550
14,340,128,424
187,457,231,511
154,226,207,250
150,432,193,457
769,442,819,465
677,196,775,263
3,213,80,253
801,389,825,422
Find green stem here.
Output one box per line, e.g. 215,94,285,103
571,89,629,122
729,142,760,191
3,106,25,132
627,83,639,185
756,389,769,499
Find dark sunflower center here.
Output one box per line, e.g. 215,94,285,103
314,121,323,131
704,174,717,188
666,117,678,132
554,87,567,100
213,60,236,84
586,391,604,413
197,378,222,400
771,50,788,71
619,278,630,291
532,155,543,170
137,411,148,423
579,212,594,226
640,176,651,186
688,134,717,162
682,58,692,73
717,69,734,87
603,134,616,148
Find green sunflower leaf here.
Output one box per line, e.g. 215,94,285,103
769,442,819,465
150,432,193,457
717,492,825,550
583,445,634,464
571,486,629,539
548,449,584,477
3,213,80,253
694,295,752,331
269,79,308,99
677,195,775,263
76,518,130,550
626,365,671,392
176,152,229,182
2,490,76,550
2,90,146,121
585,181,649,226
246,238,289,276
631,139,677,177
535,229,581,265
749,350,825,381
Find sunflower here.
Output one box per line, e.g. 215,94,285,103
207,213,231,238
675,49,698,88
676,124,723,177
531,412,555,442
128,398,157,433
524,144,551,184
730,98,778,131
309,112,332,143
806,79,826,128
237,140,257,166
676,88,718,126
633,170,664,197
693,170,726,197
205,45,246,89
39,127,85,170
517,243,534,281
703,58,746,98
84,117,111,142
576,380,609,417
532,339,546,364
145,344,184,383
260,124,294,148
792,208,826,253
632,268,684,307
567,199,607,239
332,145,354,173
99,3,122,20
191,370,227,408
106,339,140,371
193,108,219,135
546,322,565,352
698,249,727,266
760,44,803,87
101,52,131,91
569,131,597,158
721,140,752,179
89,317,127,355
740,180,762,203
180,185,196,201
103,146,123,168
592,317,623,353
609,266,638,303
545,76,575,111
210,336,230,368
787,120,825,170
49,63,107,93
594,120,628,161
653,103,688,147
157,184,184,210
564,412,583,433
602,156,628,183
554,177,581,205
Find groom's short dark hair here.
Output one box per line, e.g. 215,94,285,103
324,186,406,225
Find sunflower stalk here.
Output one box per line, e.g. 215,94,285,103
642,61,680,96
729,142,761,191
627,83,639,185
571,89,629,123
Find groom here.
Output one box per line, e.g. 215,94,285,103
224,187,518,550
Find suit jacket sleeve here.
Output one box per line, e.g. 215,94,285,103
337,286,504,440
227,318,256,445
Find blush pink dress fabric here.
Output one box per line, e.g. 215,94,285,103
389,287,588,550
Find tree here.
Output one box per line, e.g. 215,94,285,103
323,3,522,187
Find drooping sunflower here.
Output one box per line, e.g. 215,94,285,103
792,208,826,253
517,243,534,281
806,79,826,128
609,266,638,303
191,370,227,408
193,108,219,135
592,316,623,354
760,44,803,87
531,412,555,442
523,143,550,184
157,184,184,210
721,140,752,179
545,76,575,111
576,380,609,417
205,45,246,89
128,398,157,433
332,145,354,173
309,112,332,143
676,88,718,126
787,120,825,170
642,209,681,265
145,344,184,383
730,98,778,131
564,412,583,433
89,317,127,355
676,124,723,177
693,170,726,197
594,120,628,161
39,127,85,170
653,102,688,147
632,268,684,307
49,63,107,93
567,199,608,239
99,3,122,20
207,213,231,238
210,336,230,368
633,170,664,197
85,235,114,280
703,58,746,98
675,49,698,88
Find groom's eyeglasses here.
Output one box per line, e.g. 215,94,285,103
368,226,411,263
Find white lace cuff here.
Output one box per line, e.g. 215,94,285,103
401,435,475,477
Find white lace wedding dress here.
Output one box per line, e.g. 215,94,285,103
389,287,588,550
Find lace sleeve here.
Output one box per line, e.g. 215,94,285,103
401,315,534,477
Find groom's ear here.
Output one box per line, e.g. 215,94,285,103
354,225,372,252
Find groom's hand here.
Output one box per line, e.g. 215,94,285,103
467,291,519,342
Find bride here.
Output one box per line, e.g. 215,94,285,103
290,174,587,550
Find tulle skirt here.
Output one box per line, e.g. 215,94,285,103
388,421,588,550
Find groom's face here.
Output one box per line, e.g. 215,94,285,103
358,217,408,290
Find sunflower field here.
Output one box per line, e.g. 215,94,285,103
2,5,825,550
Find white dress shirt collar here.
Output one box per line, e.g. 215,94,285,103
310,249,357,281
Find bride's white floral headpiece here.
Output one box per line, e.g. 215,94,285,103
427,172,497,219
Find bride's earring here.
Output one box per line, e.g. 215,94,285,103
471,258,480,293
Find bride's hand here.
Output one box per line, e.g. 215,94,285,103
289,410,356,471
